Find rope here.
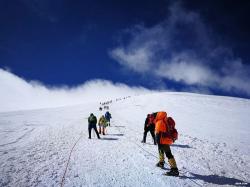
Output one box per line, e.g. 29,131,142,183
131,138,158,159
60,134,83,187
59,118,201,187
114,125,158,159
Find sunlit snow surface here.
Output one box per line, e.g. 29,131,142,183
0,92,249,186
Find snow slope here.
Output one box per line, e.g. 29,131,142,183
0,92,250,187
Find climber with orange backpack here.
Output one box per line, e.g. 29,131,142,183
154,111,179,176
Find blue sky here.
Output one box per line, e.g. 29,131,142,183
1,0,250,99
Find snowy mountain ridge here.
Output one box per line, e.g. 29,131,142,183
0,92,250,186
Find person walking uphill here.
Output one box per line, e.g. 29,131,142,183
155,111,179,176
88,113,100,139
105,111,112,126
142,114,156,145
98,115,108,135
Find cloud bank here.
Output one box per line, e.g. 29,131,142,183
0,69,151,112
110,2,250,96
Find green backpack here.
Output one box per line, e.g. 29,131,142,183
89,115,97,124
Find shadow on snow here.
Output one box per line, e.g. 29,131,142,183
180,173,249,186
171,144,192,148
100,137,119,141
108,133,124,136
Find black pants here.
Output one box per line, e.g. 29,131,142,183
158,144,174,161
143,126,156,144
88,125,100,139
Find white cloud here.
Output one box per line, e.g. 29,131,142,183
109,2,250,97
155,54,216,85
0,68,151,112
110,46,152,73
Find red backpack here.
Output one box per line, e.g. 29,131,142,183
167,117,178,141
147,114,154,125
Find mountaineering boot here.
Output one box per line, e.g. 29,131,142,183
168,158,177,168
165,168,179,176
159,150,165,163
156,161,164,168
165,158,179,176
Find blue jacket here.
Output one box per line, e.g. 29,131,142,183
105,112,112,121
